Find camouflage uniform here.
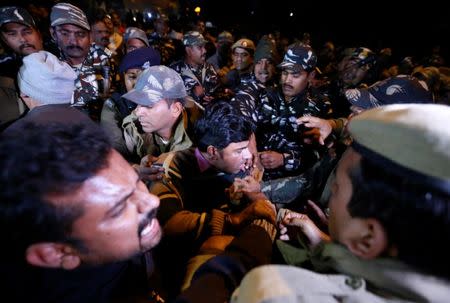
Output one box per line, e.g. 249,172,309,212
170,60,219,105
257,43,332,180
170,31,220,106
62,43,114,120
148,32,179,65
257,87,331,180
232,74,279,125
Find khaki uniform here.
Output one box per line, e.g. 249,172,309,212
232,242,450,303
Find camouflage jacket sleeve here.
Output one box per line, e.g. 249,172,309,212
232,80,265,124
257,90,332,172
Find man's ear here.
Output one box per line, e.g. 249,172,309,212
346,218,388,260
49,27,56,41
308,70,317,83
26,243,81,270
206,145,219,160
170,101,183,117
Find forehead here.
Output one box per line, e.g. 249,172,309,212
256,58,274,65
127,38,145,46
233,47,250,55
281,68,304,76
223,140,249,152
93,21,108,29
1,22,32,31
56,23,88,33
47,150,136,208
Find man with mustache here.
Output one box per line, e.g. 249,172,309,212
49,3,114,121
170,31,220,106
0,6,43,128
0,107,162,302
90,13,112,51
257,43,331,180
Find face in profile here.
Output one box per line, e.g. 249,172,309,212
327,148,363,250
134,99,180,135
0,22,43,56
50,149,161,265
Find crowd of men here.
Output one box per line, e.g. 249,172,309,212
0,3,449,303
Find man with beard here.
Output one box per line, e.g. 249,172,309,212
257,43,331,180
0,6,43,128
170,31,220,106
0,107,162,302
49,3,114,121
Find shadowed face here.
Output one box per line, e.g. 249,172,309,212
1,22,43,56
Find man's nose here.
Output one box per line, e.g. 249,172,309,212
242,147,252,159
135,191,160,214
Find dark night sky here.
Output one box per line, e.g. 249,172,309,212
198,0,449,63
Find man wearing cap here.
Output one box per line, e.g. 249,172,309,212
121,65,203,178
100,46,161,159
0,6,43,128
257,43,331,181
123,26,150,54
170,31,220,106
233,103,450,302
207,31,234,75
326,47,378,117
289,74,434,211
49,2,114,121
148,13,180,65
224,38,256,92
232,35,279,124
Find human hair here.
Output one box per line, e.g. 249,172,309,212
194,101,254,152
348,155,450,279
0,121,112,262
164,97,185,108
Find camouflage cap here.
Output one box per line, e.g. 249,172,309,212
0,6,35,28
349,104,450,193
232,38,255,54
345,75,433,109
217,31,234,44
50,3,90,31
122,65,187,106
123,27,149,46
350,47,376,68
183,31,207,46
278,43,317,72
